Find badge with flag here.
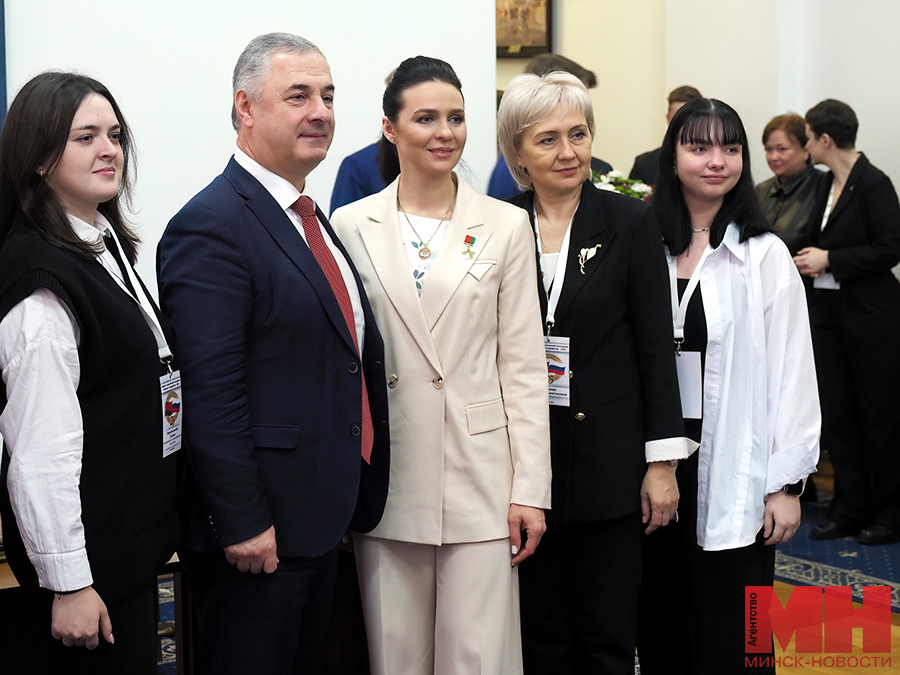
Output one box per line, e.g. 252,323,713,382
462,234,476,259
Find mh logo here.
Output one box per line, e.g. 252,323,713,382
745,585,892,654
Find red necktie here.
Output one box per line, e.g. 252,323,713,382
292,196,373,463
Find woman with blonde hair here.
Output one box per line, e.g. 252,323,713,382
497,70,693,674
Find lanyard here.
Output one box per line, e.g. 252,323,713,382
533,205,577,333
669,244,713,353
101,227,174,369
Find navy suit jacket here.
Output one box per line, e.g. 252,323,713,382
158,158,389,557
329,142,385,215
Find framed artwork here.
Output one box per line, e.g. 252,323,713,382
496,0,552,59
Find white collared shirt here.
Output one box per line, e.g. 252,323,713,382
0,212,124,591
233,149,365,350
667,225,821,550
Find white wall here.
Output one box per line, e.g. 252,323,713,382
5,0,497,288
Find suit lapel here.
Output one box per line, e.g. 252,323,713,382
224,159,357,354
823,153,866,229
554,182,615,325
420,178,493,331
358,180,442,373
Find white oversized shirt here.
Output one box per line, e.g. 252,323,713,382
668,225,821,551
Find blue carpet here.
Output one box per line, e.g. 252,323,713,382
775,490,900,611
157,576,176,674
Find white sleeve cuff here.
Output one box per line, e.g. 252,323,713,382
30,548,93,593
645,436,699,463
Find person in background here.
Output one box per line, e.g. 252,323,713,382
0,71,178,674
497,70,693,675
157,33,390,675
755,113,823,255
629,85,702,187
795,99,900,545
329,70,396,215
329,143,383,216
332,55,551,675
488,54,612,200
638,98,820,675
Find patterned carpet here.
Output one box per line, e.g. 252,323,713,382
775,490,900,611
157,577,176,674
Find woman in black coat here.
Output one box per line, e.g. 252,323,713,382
794,99,900,545
497,70,694,675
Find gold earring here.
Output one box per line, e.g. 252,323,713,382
38,169,44,177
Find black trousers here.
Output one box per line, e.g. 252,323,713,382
182,546,339,675
2,581,158,675
520,509,644,675
809,289,900,531
637,453,776,675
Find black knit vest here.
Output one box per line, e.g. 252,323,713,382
0,232,178,603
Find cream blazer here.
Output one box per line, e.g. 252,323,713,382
332,175,551,545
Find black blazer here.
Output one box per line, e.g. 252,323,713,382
509,181,684,524
809,153,900,307
158,158,390,557
629,147,660,186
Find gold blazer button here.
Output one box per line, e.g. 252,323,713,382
432,377,445,389
575,412,586,421
387,374,398,388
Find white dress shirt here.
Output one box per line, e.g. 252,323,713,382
233,149,365,350
667,225,821,551
0,213,124,591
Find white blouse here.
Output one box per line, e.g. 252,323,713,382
667,224,821,551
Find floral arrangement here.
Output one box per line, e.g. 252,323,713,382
592,169,653,201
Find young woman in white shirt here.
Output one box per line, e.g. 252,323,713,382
637,98,821,675
0,72,178,674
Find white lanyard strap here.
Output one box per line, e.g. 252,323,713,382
669,244,713,351
534,205,577,333
102,228,174,367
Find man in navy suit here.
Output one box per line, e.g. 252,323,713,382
157,32,389,675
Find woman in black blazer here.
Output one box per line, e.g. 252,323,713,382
794,99,900,545
497,71,694,675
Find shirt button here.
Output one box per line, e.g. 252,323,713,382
351,425,361,437
387,374,398,388
575,412,586,421
348,362,359,374
433,377,445,389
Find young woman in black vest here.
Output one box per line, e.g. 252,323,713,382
0,72,178,674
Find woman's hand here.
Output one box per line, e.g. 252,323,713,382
508,504,546,567
51,586,113,649
764,491,802,545
641,462,679,534
793,247,830,278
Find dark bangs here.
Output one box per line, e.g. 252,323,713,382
678,104,745,148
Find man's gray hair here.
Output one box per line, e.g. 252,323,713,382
231,32,324,131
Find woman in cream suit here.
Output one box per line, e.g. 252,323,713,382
331,57,551,675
